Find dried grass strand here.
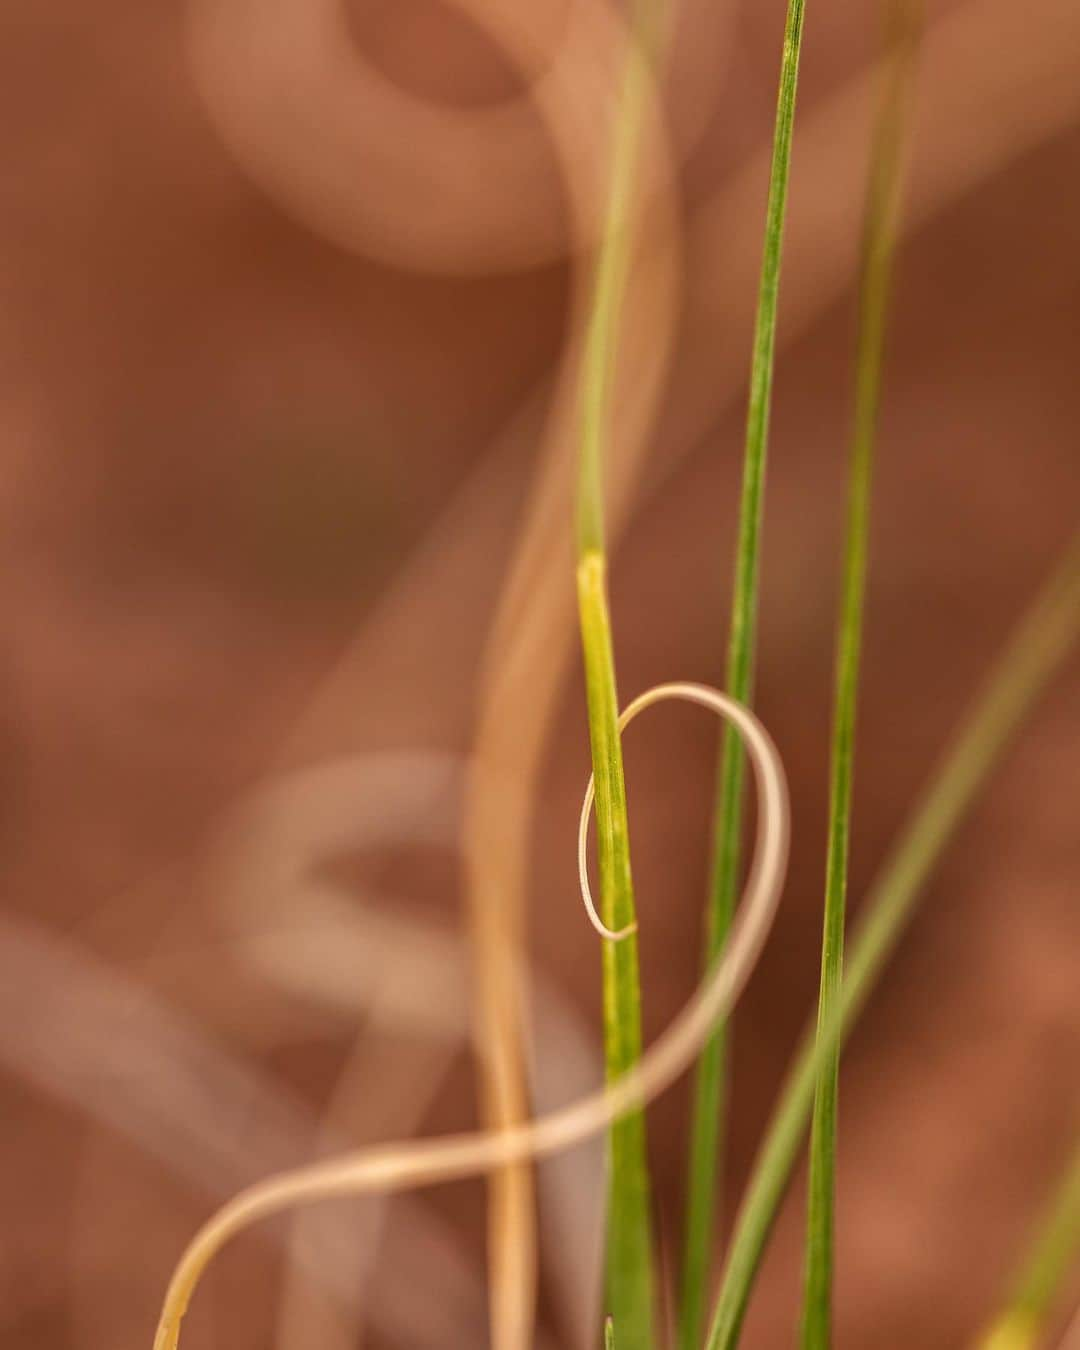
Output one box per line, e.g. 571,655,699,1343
152,683,789,1350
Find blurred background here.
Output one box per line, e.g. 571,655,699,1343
1,0,1077,1347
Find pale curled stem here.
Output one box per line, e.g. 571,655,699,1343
153,684,789,1350
578,682,784,945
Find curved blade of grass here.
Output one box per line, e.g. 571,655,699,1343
575,7,664,1347
678,3,808,1346
800,3,923,1344
976,1136,1080,1350
706,532,1080,1350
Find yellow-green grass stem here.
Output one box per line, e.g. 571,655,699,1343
976,1137,1080,1350
574,6,666,1347
577,552,655,1348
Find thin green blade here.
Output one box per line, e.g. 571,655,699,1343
800,6,923,1342
706,535,1080,1349
678,2,808,1345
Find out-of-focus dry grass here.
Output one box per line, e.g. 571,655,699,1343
0,1,1077,1347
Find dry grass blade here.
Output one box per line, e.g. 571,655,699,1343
150,686,790,1350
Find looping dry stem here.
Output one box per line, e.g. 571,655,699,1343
152,682,789,1350
578,682,775,943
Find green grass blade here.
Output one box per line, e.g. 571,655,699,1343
706,533,1080,1350
575,0,660,560
578,551,655,1348
606,1315,617,1350
575,11,663,1348
976,1137,1080,1350
800,4,923,1344
678,3,808,1346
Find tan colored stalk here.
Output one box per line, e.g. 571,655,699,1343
152,685,790,1350
459,21,680,1346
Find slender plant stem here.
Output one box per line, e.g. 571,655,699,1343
800,4,923,1344
706,533,1080,1350
578,552,654,1348
976,1137,1080,1350
678,3,807,1346
576,0,662,558
575,9,663,1347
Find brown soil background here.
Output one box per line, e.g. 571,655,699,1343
1,1,1077,1347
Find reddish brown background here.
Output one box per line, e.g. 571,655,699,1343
1,1,1077,1347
